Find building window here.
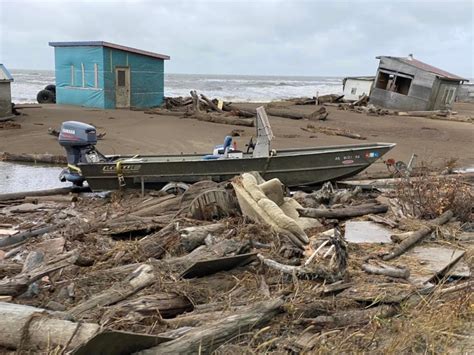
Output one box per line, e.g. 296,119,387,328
376,70,413,96
81,63,85,87
94,63,99,88
351,88,357,95
70,65,75,86
117,70,126,87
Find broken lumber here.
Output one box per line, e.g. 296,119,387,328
0,262,23,279
137,298,283,355
0,250,78,296
397,110,451,118
383,210,453,260
68,264,155,318
179,223,227,252
0,225,56,248
104,293,193,320
298,203,388,219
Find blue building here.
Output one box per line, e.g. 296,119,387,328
49,41,170,109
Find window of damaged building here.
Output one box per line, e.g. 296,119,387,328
375,69,413,95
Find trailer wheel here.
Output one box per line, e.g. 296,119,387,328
37,89,56,104
44,84,56,94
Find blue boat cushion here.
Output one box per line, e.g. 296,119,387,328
203,136,233,159
202,155,220,160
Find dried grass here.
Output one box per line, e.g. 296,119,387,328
395,172,473,222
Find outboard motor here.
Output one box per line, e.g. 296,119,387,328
58,121,103,186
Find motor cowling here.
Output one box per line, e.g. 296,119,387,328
58,121,98,186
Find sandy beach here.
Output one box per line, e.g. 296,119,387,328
1,101,473,174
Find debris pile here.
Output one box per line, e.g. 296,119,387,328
144,91,255,127
0,171,472,353
146,91,330,125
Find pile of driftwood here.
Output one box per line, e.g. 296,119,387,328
146,91,330,126
144,91,255,127
0,172,472,353
286,94,346,105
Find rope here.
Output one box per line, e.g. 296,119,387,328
17,312,43,353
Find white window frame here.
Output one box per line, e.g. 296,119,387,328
70,65,75,86
81,63,85,87
94,63,99,88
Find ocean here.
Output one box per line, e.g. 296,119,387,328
10,69,343,103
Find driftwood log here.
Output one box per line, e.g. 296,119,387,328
0,302,99,351
296,305,397,329
383,210,453,260
185,111,254,127
362,261,410,279
0,187,86,202
298,203,388,219
0,152,67,164
221,104,255,118
265,107,327,120
24,195,78,204
137,298,283,355
68,264,155,318
301,124,366,140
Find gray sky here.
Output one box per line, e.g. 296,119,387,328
0,0,472,77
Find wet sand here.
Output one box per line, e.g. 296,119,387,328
1,102,473,174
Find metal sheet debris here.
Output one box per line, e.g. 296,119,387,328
180,252,258,279
407,246,465,284
72,330,173,355
344,221,393,244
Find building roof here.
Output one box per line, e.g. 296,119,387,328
377,56,467,81
343,76,375,81
49,41,170,60
0,64,14,82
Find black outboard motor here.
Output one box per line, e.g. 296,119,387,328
58,121,103,186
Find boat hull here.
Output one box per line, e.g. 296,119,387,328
78,143,395,191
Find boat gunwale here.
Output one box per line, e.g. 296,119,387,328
77,142,396,166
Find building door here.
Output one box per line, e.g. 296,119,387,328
432,80,458,110
115,67,130,108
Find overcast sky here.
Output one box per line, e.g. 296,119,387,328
0,0,472,77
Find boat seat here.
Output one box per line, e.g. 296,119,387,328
203,135,233,160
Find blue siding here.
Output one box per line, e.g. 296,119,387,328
53,45,165,109
103,47,165,108
54,46,105,108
